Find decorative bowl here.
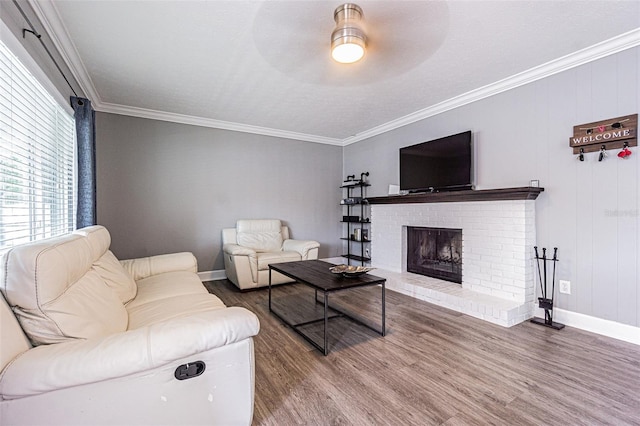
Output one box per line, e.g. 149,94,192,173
329,264,375,278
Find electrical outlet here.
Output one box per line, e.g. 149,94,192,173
559,280,571,295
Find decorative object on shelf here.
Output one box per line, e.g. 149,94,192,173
341,197,362,205
530,246,564,330
598,144,607,162
570,113,637,155
529,180,539,188
331,3,366,64
618,141,633,159
577,147,585,162
388,184,400,195
342,174,359,186
329,264,375,278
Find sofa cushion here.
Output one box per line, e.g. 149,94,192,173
127,293,226,330
256,251,302,271
126,270,208,309
32,270,128,343
0,233,128,346
120,252,198,281
73,225,111,262
74,225,137,304
94,250,138,304
236,219,283,252
126,271,225,329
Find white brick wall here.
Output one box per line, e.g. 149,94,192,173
371,200,537,326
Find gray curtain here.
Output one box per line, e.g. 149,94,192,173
71,96,96,228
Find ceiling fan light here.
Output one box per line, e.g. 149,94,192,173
331,3,366,64
332,37,365,64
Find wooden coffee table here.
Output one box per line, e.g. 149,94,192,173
268,260,386,355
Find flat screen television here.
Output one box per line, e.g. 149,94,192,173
399,130,474,193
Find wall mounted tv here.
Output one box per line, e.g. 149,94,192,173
399,130,474,193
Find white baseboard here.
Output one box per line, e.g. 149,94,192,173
535,307,640,346
197,270,227,282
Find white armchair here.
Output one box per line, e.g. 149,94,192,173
222,219,320,290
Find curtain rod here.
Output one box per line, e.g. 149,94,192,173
12,0,79,98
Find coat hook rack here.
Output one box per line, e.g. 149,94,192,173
570,114,637,155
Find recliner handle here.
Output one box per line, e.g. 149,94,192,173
174,361,206,380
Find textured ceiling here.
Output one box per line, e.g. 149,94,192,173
34,0,640,144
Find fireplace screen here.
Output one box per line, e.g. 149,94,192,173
406,226,462,284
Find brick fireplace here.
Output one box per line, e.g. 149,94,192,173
368,188,542,327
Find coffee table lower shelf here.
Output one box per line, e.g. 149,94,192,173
268,260,386,356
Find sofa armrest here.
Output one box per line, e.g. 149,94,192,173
223,243,256,257
0,307,259,399
120,252,197,281
282,239,320,258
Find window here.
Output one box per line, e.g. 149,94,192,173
0,39,76,250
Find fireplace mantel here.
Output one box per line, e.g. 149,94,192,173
368,187,544,205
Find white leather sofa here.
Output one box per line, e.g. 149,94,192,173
0,225,260,426
222,219,320,290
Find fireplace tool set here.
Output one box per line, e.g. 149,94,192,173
530,246,565,330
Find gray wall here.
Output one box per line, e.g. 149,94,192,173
344,47,640,328
96,113,343,272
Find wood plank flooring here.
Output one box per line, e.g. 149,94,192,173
203,279,640,426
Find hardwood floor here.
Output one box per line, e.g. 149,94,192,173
204,279,640,426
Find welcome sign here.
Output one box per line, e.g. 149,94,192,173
570,114,637,154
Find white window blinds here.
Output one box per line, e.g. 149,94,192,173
0,39,76,250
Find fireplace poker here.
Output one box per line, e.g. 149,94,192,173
543,248,554,323
534,246,544,296
542,248,547,300
551,247,558,304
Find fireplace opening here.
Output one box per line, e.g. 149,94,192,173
407,226,462,283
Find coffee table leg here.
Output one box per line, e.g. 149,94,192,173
268,268,272,312
324,292,329,356
382,282,386,336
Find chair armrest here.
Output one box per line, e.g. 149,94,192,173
0,307,259,399
282,239,320,258
223,243,256,257
120,252,197,281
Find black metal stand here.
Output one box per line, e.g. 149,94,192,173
530,246,565,330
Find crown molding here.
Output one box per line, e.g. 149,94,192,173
27,1,640,147
342,28,640,145
97,102,344,145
